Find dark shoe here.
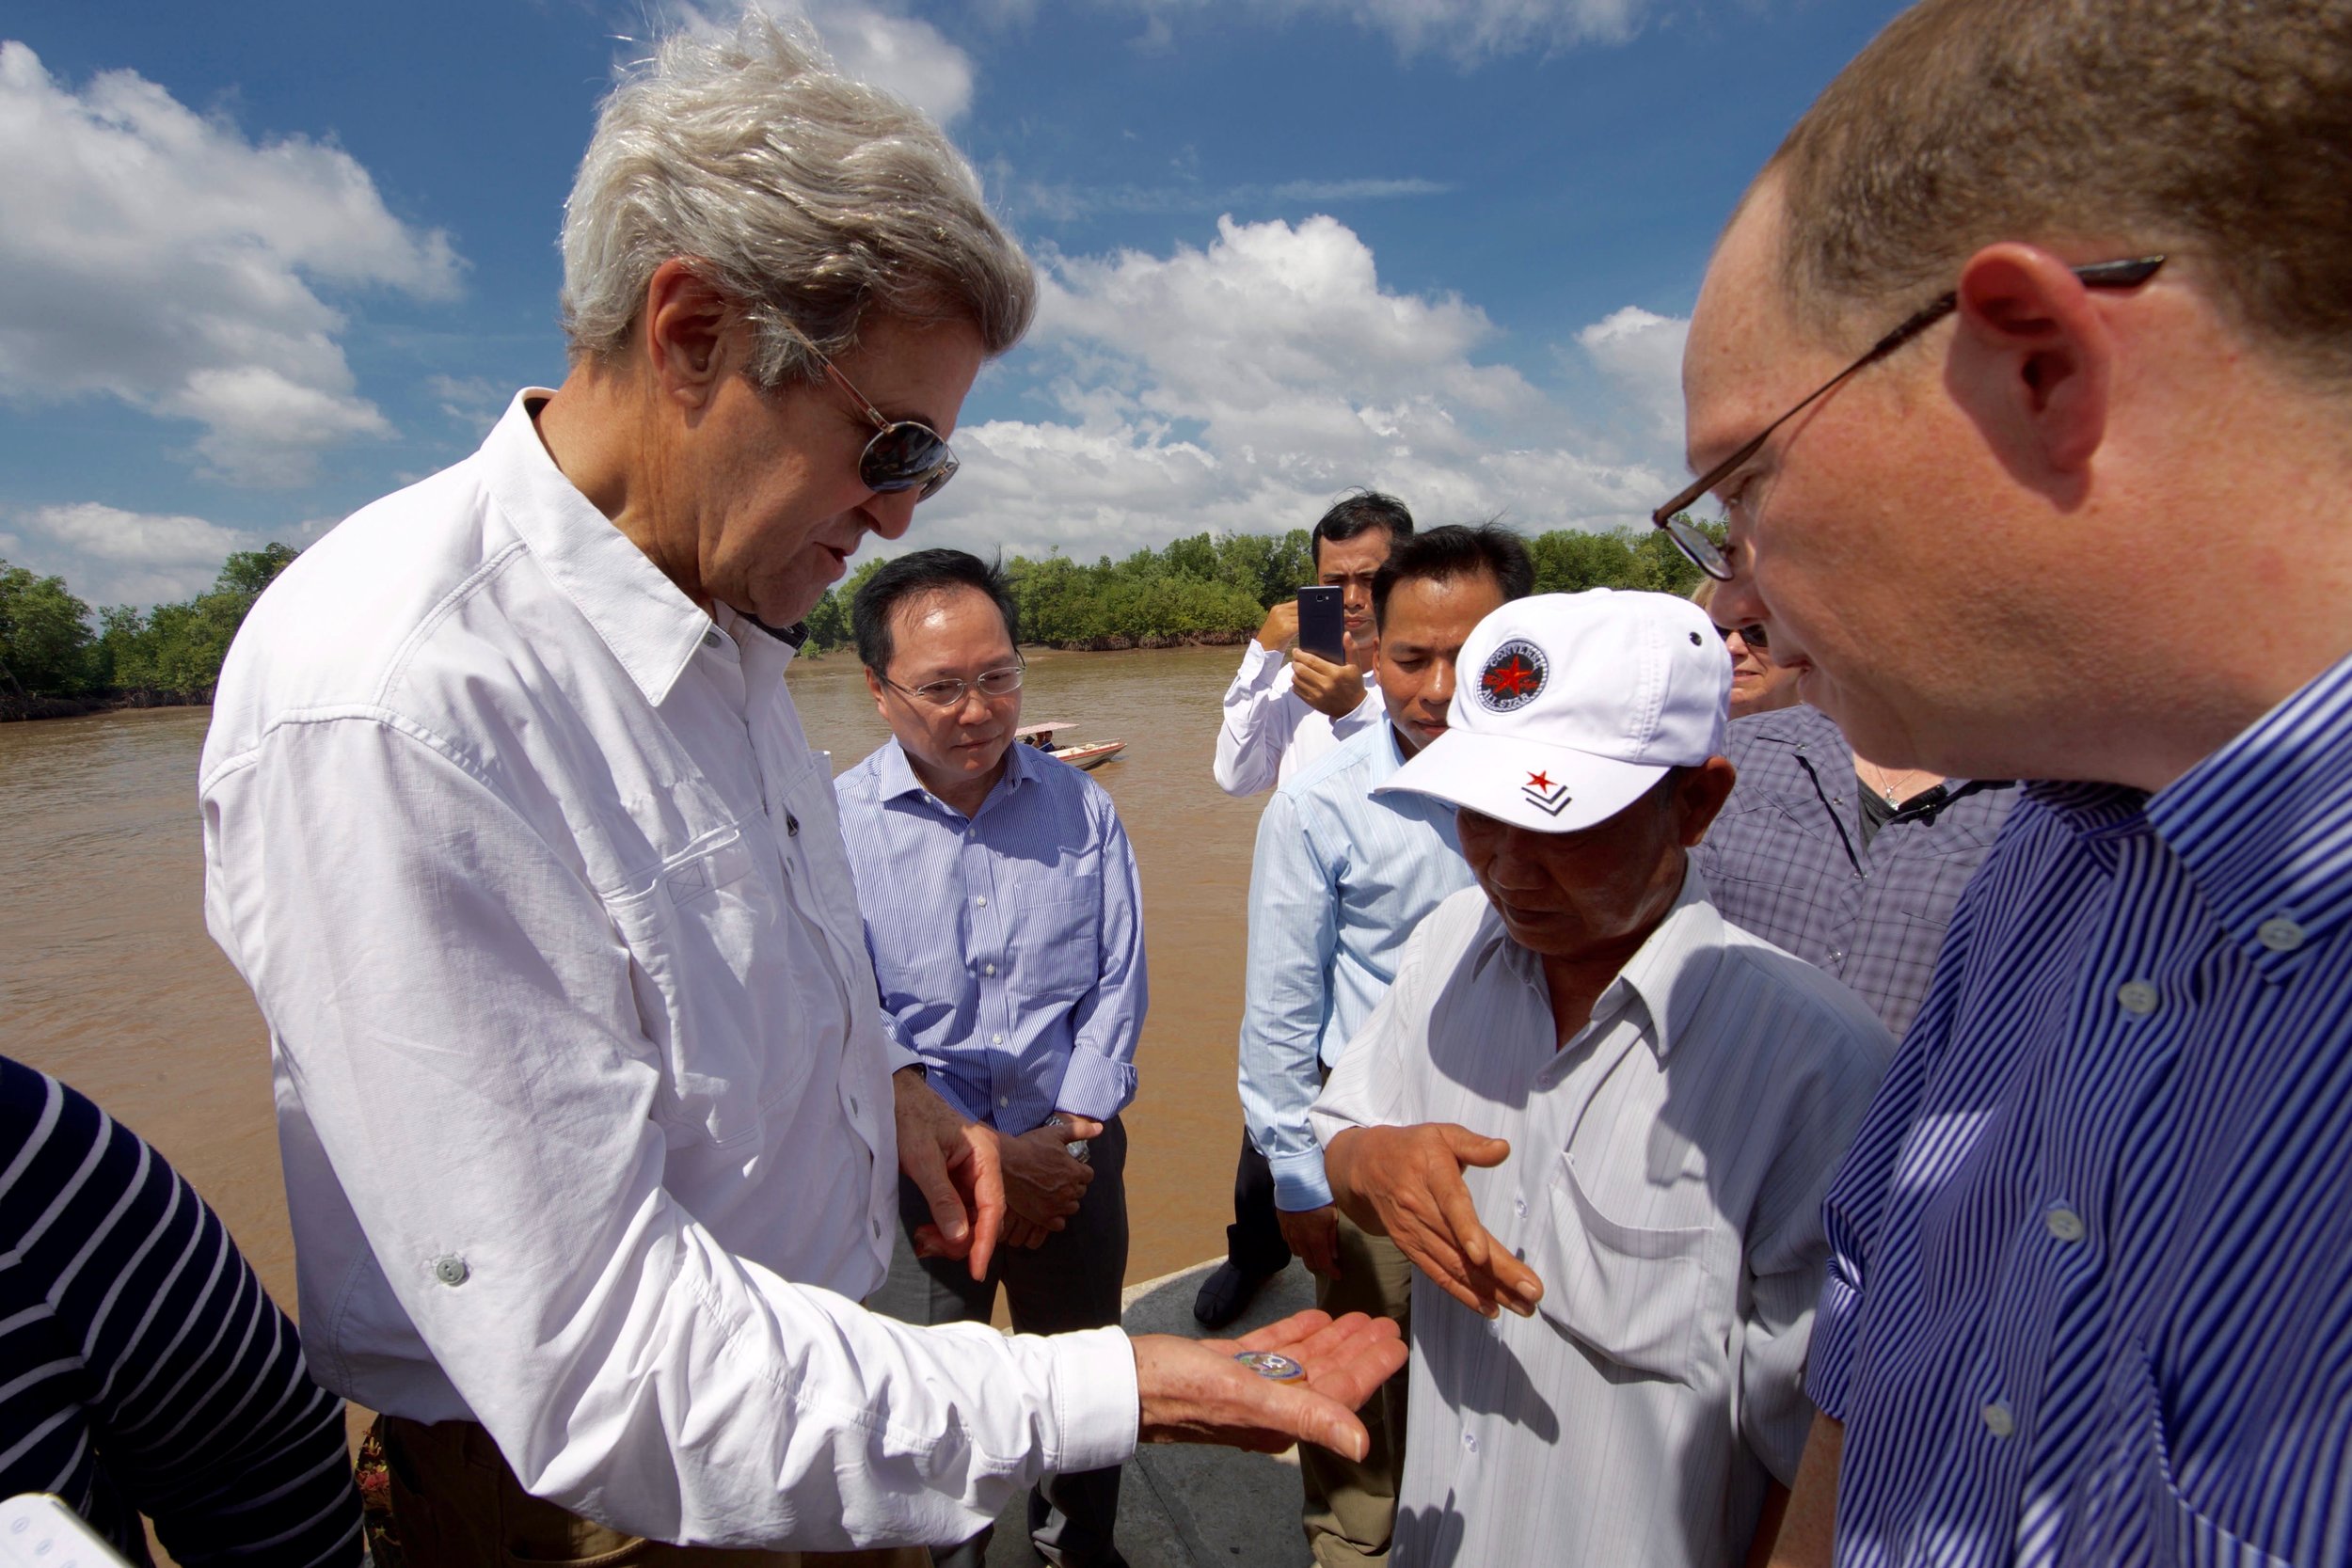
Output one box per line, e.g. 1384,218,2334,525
1192,1259,1276,1329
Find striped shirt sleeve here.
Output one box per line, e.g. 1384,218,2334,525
0,1054,363,1568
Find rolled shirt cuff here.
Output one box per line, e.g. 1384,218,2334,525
1054,1049,1136,1124
1804,1268,1862,1421
1267,1148,1333,1212
1041,1325,1141,1477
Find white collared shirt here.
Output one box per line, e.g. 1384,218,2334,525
1212,639,1382,796
1311,869,1893,1568
199,391,1137,1550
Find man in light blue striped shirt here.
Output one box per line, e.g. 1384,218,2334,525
1240,523,1534,1566
1677,1,2352,1561
836,550,1147,1568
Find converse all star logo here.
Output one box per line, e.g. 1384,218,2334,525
1479,639,1549,713
1522,770,1572,816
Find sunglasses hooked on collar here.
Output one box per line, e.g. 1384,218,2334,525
774,320,961,501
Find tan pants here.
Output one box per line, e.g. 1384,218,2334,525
1298,1213,1414,1567
374,1417,932,1568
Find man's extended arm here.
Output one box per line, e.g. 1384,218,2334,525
1236,788,1345,1274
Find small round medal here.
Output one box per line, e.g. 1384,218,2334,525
1233,1351,1308,1382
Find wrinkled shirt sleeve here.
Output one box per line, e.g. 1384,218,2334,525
1213,641,1308,798
201,716,1137,1550
1054,801,1147,1121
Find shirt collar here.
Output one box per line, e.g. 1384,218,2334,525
2144,651,2352,976
876,732,1036,808
478,389,716,708
1467,860,1726,1063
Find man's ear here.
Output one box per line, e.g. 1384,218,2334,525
1677,756,1739,847
864,664,887,716
1947,244,2117,488
640,258,737,412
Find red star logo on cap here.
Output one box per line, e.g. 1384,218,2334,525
1483,655,1539,701
1527,771,1553,790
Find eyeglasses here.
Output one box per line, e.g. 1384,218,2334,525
1714,621,1768,651
776,321,961,501
1651,256,2169,580
883,658,1025,708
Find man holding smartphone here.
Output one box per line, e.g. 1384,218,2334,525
1211,492,1414,799
1199,492,1415,1333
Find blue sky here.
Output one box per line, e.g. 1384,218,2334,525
0,0,1904,606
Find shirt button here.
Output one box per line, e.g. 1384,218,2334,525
984,962,997,976
1513,1194,1528,1218
1980,1402,2015,1439
2116,980,2160,1017
702,629,722,649
432,1255,469,1287
992,1033,1006,1045
1461,1431,1479,1454
2044,1206,2087,1243
848,1095,860,1117
976,895,988,908
2258,916,2306,953
786,814,800,837
997,1095,1010,1108
872,1218,883,1239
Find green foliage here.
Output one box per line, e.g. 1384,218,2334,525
799,522,1704,655
0,545,301,705
0,563,98,697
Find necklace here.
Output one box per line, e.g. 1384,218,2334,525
1856,758,1938,805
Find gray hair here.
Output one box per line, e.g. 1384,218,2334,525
560,10,1036,386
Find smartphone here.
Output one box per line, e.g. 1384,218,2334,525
1295,585,1346,663
0,1496,137,1568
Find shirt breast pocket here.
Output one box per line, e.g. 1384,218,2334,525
1528,1153,1716,1386
1009,873,1103,1002
604,829,804,1150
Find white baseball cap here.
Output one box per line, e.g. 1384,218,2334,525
1376,589,1730,833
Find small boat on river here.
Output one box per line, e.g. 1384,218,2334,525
1016,721,1126,771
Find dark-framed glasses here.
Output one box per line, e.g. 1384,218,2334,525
885,658,1025,708
1652,255,2168,580
777,321,961,500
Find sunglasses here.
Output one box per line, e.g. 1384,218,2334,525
1651,255,2168,580
1714,621,1768,650
777,321,961,500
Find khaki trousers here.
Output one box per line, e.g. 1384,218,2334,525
374,1417,932,1568
1298,1213,1413,1567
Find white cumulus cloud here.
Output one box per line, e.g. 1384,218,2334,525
0,41,462,487
909,213,1675,565
10,502,268,607
1577,304,1691,450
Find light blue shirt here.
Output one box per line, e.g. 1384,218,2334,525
835,736,1147,1133
1239,720,1475,1211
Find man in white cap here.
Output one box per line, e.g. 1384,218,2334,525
1310,589,1895,1568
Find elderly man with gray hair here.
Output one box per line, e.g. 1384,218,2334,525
199,17,1401,1568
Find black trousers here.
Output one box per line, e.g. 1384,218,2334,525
1223,1127,1293,1277
870,1117,1130,1568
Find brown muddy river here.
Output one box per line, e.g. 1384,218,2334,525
0,644,1270,1317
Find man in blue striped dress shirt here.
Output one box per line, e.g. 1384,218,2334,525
836,549,1148,1568
1677,0,2352,1561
